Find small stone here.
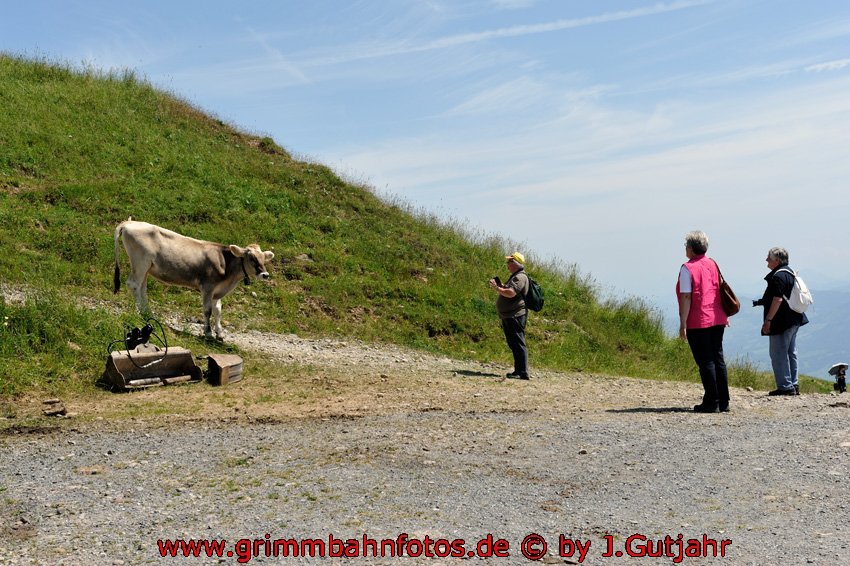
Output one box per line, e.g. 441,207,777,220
77,466,104,475
43,405,67,417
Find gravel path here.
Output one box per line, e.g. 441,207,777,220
3,325,850,565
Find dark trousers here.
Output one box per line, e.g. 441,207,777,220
501,314,528,376
686,325,729,407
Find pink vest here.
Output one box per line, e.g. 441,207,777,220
676,255,729,329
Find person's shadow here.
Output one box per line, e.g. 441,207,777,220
606,407,692,414
452,369,502,378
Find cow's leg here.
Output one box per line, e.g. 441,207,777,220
202,294,214,339
126,269,150,314
212,299,224,339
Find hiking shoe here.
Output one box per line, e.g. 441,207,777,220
693,404,720,413
768,388,796,396
793,384,800,395
719,403,730,413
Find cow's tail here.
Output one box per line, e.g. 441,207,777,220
113,217,132,293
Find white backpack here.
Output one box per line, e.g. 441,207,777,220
776,268,813,313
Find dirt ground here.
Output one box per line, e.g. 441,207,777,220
4,319,850,565
3,315,840,430
4,320,715,428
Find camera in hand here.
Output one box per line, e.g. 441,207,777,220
493,276,502,286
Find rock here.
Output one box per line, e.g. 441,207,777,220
43,404,67,417
77,466,104,475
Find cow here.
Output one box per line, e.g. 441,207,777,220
113,218,275,339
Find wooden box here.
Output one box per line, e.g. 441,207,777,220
207,353,244,386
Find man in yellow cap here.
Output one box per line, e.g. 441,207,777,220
490,251,530,379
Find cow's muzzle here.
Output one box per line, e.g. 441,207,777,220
260,272,270,280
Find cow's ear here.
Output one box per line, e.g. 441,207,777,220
229,245,246,257
264,251,275,261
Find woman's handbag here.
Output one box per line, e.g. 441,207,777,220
712,260,740,316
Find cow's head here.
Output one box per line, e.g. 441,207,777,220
230,244,275,281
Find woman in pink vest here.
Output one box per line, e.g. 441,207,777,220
676,230,730,413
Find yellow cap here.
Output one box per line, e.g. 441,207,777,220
505,252,525,265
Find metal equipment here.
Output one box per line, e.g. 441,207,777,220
102,318,203,391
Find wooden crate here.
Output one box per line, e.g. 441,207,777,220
207,353,244,386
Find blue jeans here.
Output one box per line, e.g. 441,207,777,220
769,325,800,391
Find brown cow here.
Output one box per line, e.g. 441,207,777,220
113,219,275,339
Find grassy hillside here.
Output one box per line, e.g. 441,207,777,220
0,55,828,398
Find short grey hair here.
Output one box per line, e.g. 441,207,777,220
768,247,789,264
684,230,709,255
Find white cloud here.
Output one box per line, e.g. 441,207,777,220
445,76,548,116
424,1,714,50
243,26,311,85
134,1,720,101
491,0,536,10
320,71,850,297
785,17,850,46
805,58,850,73
275,0,714,68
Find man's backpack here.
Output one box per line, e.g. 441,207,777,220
523,275,545,312
776,268,813,313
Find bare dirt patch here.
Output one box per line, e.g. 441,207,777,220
5,317,706,428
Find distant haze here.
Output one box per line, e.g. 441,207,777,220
661,286,850,381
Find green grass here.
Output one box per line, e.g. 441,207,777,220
0,54,830,398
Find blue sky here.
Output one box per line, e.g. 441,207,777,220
3,0,850,312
